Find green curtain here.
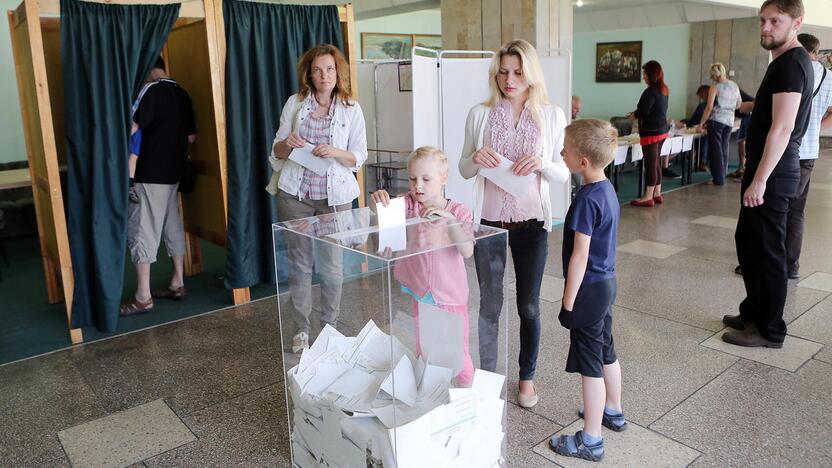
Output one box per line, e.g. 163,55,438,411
63,0,179,332
223,0,344,289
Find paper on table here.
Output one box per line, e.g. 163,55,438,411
377,196,406,229
418,302,465,374
478,155,536,197
289,143,333,176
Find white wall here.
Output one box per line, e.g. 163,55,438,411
572,24,691,122
1,0,27,164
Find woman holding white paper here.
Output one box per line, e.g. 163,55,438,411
267,44,368,354
459,39,569,408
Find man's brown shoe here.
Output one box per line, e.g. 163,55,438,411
722,314,748,330
152,286,187,301
722,324,783,349
120,298,154,316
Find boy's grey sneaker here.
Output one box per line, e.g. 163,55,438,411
292,332,309,354
549,430,604,462
578,408,628,432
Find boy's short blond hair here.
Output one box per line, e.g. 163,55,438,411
408,146,449,173
565,119,618,168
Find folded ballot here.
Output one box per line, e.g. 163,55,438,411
286,320,506,468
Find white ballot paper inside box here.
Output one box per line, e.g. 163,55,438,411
418,302,465,374
289,143,333,176
478,154,536,198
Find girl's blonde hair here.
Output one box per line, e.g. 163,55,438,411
408,146,448,174
486,39,549,125
709,62,727,81
297,44,354,104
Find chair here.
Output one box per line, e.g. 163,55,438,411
609,117,633,136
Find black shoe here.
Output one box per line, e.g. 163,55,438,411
722,314,748,331
734,265,742,275
722,324,783,349
662,168,682,179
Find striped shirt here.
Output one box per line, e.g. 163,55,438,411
799,62,832,160
297,95,335,200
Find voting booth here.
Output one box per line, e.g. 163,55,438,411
273,207,509,467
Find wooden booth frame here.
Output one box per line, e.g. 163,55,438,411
7,0,360,344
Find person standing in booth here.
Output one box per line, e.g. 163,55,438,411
268,44,368,354
459,39,569,408
628,60,670,207
120,57,196,316
722,0,814,348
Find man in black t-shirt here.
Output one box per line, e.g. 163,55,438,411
722,0,814,348
121,57,196,317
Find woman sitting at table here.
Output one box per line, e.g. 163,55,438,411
696,62,741,185
628,60,669,207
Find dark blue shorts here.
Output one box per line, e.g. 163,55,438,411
559,278,617,378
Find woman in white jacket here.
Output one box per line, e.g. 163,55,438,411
269,44,368,354
460,39,569,408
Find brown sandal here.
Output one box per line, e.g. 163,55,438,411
152,286,187,301
119,298,154,316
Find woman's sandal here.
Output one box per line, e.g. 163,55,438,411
549,430,604,462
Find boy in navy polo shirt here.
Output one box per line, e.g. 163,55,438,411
549,119,624,462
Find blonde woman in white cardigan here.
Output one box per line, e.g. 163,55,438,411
459,39,569,408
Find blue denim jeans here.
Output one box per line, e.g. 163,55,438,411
707,121,732,185
474,220,548,380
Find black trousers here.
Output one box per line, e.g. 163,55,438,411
735,171,798,343
785,159,815,274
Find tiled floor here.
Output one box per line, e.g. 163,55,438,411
1,153,830,467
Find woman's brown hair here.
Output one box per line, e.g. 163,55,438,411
297,44,353,104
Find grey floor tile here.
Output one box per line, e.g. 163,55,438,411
532,420,700,467
618,240,687,259
668,223,738,266
145,384,291,467
809,182,832,190
690,215,737,229
70,299,283,416
787,295,832,364
792,234,832,277
798,271,832,293
507,402,563,468
58,399,195,468
700,328,823,372
650,359,832,467
613,253,828,331
0,353,106,466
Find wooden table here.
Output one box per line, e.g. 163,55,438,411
0,169,31,190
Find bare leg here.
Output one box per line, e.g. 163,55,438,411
170,255,184,289
582,376,606,438
135,263,151,302
654,183,662,197
519,379,535,395
602,360,622,412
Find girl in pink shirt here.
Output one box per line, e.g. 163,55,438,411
371,147,475,385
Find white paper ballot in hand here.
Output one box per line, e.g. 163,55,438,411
478,155,536,198
378,225,407,253
376,196,406,229
289,143,333,176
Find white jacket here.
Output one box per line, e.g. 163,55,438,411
458,103,569,231
266,93,368,206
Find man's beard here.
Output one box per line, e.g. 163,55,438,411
760,34,787,51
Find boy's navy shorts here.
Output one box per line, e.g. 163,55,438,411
558,278,617,378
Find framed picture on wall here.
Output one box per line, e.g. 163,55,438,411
362,33,414,60
819,49,832,70
414,34,442,50
595,41,642,83
398,62,413,92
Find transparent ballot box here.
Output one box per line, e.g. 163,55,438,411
273,207,509,468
